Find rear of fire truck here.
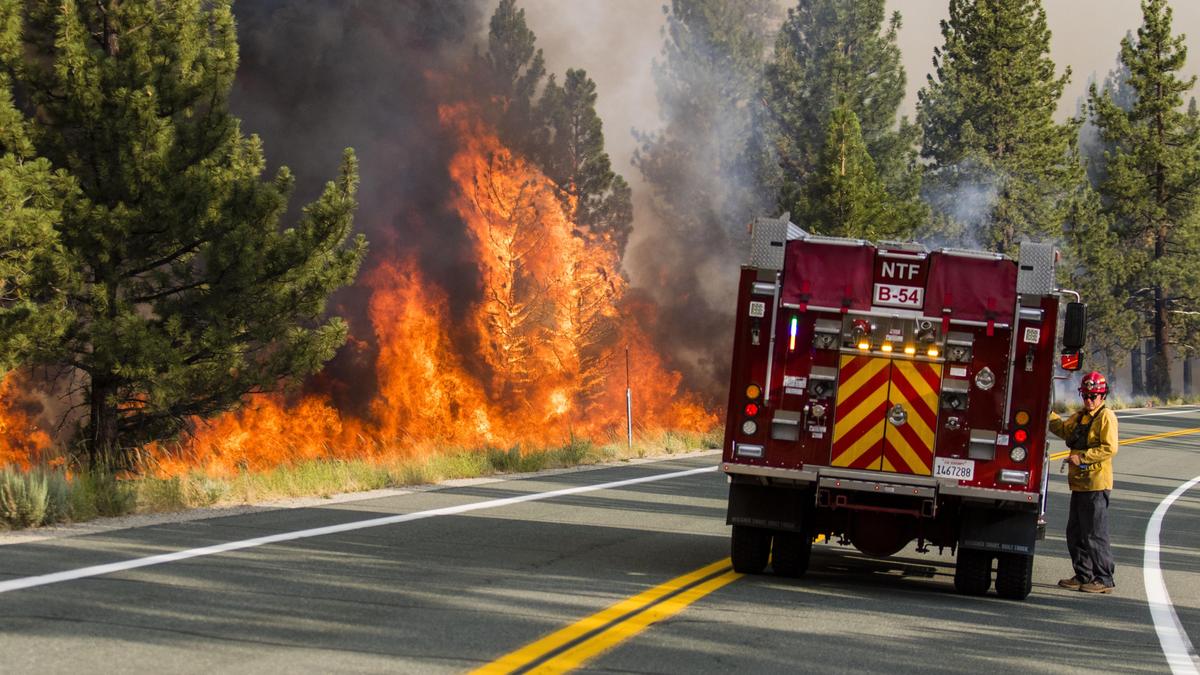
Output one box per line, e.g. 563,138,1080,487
722,214,1087,600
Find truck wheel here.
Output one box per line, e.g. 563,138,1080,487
954,548,992,596
731,525,771,574
995,552,1034,600
771,531,812,577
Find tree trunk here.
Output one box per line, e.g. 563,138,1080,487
88,374,120,469
1185,358,1193,396
1131,343,1144,396
1142,285,1171,396
1148,226,1173,398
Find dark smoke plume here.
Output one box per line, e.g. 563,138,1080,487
230,0,486,414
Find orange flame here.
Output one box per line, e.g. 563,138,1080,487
4,104,717,477
0,371,52,470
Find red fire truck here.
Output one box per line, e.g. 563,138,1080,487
722,214,1087,600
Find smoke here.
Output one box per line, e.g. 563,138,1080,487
230,0,487,413
918,158,1004,251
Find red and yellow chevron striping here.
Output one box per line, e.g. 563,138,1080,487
830,354,943,475
831,355,890,470
881,360,942,475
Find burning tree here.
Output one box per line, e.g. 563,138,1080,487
2,0,366,467
141,104,713,476
446,104,627,426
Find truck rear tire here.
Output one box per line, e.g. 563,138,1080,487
731,525,771,574
954,548,992,596
995,552,1034,600
771,531,812,577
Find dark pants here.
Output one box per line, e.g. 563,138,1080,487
1066,490,1115,586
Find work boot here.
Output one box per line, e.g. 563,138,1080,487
1057,576,1084,590
1079,580,1114,594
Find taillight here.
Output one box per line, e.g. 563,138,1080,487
1011,410,1030,463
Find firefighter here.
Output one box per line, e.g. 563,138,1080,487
1049,371,1118,594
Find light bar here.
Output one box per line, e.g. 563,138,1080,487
881,342,894,353
789,315,798,351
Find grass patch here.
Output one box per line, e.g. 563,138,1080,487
0,467,135,529
0,429,723,531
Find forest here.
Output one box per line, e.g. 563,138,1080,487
0,0,1197,526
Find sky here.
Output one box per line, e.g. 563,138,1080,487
504,0,1200,183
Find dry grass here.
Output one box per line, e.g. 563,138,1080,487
1,428,723,530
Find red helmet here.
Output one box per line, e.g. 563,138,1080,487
1079,371,1108,395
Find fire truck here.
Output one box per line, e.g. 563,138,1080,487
722,214,1087,600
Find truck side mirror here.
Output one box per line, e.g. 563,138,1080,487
1062,302,1087,351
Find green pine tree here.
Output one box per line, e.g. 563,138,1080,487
535,68,633,254
0,3,72,376
1059,182,1137,375
1089,0,1200,397
918,0,1079,255
805,104,915,239
5,0,366,466
764,0,923,235
479,0,546,156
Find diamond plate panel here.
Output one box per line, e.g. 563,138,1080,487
1016,242,1056,295
749,215,789,271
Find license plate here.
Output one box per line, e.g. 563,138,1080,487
933,457,975,481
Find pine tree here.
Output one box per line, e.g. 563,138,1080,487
1059,183,1137,375
1089,0,1200,397
635,0,776,245
764,0,922,235
1079,38,1135,190
0,3,71,376
918,0,1079,255
479,0,546,156
5,1,366,465
535,68,633,254
805,104,914,239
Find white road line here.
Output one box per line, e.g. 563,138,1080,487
0,465,718,595
1119,408,1200,420
1144,474,1200,674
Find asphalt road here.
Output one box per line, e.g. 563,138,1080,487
1,407,1199,674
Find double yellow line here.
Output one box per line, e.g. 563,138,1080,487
479,426,1200,674
1048,426,1200,460
472,558,741,674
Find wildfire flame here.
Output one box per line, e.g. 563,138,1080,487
0,371,52,470
1,105,716,476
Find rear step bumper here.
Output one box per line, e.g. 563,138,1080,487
723,462,1039,507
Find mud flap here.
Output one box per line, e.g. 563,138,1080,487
727,480,812,533
958,506,1038,556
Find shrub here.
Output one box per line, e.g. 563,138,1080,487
138,476,187,513
486,445,523,473
79,470,137,518
44,471,72,524
0,470,49,528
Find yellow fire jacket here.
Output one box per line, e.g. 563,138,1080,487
1048,406,1118,492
